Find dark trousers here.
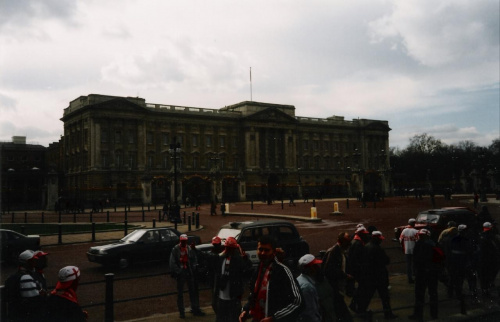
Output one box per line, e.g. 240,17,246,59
356,281,392,316
216,298,241,322
176,271,200,313
413,270,438,318
405,254,414,282
333,291,353,322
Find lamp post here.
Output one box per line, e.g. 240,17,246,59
169,138,182,222
31,167,40,210
209,152,221,203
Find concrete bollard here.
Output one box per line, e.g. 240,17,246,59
334,202,339,213
310,207,317,219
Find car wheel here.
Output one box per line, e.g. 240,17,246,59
118,256,131,269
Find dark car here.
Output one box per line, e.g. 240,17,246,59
1,229,41,264
196,220,310,269
394,207,477,241
87,227,201,269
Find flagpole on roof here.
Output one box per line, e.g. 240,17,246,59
250,67,252,101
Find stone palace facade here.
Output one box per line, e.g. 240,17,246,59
60,94,391,206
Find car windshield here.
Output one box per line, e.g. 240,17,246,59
416,213,440,224
217,228,241,240
120,230,145,242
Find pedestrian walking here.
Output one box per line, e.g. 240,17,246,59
322,232,353,322
448,224,476,314
211,200,217,216
44,266,88,322
346,226,370,312
356,231,397,320
214,237,252,322
239,235,302,322
169,234,205,318
409,229,440,321
32,250,49,295
438,221,458,297
399,218,418,283
220,202,226,217
477,222,500,297
296,254,323,322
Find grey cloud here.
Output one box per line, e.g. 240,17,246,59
0,0,78,27
0,93,17,112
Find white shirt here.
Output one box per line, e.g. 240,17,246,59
400,226,418,254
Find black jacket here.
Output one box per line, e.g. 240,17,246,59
322,243,348,291
214,251,253,299
242,257,302,322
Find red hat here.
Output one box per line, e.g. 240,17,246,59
225,237,239,248
34,251,48,258
56,266,80,290
180,234,188,241
483,222,492,231
212,236,221,245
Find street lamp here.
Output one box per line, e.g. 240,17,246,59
169,138,182,222
209,152,221,203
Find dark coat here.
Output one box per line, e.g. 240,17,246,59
322,243,348,291
360,241,390,286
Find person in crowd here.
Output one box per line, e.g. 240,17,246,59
169,234,205,318
322,231,353,322
437,221,458,296
296,254,323,322
203,236,225,290
211,200,217,216
44,266,88,321
409,229,439,321
400,218,418,284
220,202,226,216
32,250,49,295
239,235,302,322
346,226,370,312
4,250,44,321
356,231,397,320
477,206,493,227
214,237,252,322
448,224,476,314
477,222,500,297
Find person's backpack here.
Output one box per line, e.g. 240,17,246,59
4,271,24,304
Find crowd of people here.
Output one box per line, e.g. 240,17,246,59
4,204,499,322
4,250,87,321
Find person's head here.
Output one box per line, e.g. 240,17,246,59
337,232,351,250
298,254,322,278
355,227,371,243
179,234,188,247
483,222,493,232
418,229,431,240
257,235,277,265
211,236,222,252
370,231,385,244
33,251,49,270
18,250,36,269
56,266,81,291
458,224,467,235
408,218,416,227
224,236,239,255
447,221,457,228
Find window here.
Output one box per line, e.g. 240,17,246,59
163,155,169,168
115,151,122,168
219,136,225,148
206,135,212,147
192,135,198,147
304,140,309,150
193,156,199,168
233,156,238,169
232,137,238,148
101,130,108,143
162,133,169,146
314,140,319,150
102,153,108,168
147,154,154,169
115,131,121,143
128,152,136,169
147,132,154,145
128,130,135,144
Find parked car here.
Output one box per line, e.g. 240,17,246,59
87,227,201,269
196,220,310,271
393,207,477,241
1,229,41,264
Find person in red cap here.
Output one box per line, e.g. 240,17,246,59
44,266,88,321
400,218,418,284
409,229,439,320
357,231,397,320
477,221,500,297
214,236,252,322
169,234,205,318
33,251,49,295
296,254,323,322
346,226,371,312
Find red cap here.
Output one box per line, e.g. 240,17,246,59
225,237,239,248
212,236,221,245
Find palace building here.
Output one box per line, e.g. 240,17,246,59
60,94,391,206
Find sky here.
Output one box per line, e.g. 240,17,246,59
0,0,499,150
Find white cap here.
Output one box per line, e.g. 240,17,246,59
371,231,385,240
418,229,431,236
408,218,416,224
458,224,467,232
19,250,35,263
180,234,188,240
56,266,81,289
298,254,322,268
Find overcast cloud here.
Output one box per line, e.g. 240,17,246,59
0,0,498,149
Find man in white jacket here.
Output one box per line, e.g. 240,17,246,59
400,218,418,283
